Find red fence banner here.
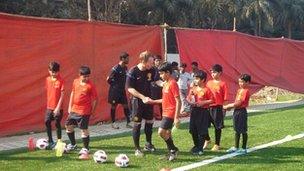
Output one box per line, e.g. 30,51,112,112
175,29,304,100
0,13,163,136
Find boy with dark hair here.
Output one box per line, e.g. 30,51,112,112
153,62,181,161
224,74,251,154
171,61,180,81
127,51,161,156
65,66,98,159
107,52,131,129
190,61,199,78
187,70,214,155
45,61,64,149
205,64,228,151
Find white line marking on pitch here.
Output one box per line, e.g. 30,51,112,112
172,133,304,171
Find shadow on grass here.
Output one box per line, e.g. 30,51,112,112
218,146,304,165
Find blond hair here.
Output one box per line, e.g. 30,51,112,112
139,51,153,62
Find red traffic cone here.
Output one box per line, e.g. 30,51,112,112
28,137,36,151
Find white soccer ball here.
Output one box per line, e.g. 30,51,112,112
115,154,129,168
93,150,108,164
36,138,49,150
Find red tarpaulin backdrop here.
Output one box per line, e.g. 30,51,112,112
175,29,304,100
0,13,163,136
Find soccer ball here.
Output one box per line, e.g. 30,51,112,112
115,154,129,167
93,150,108,163
36,138,49,150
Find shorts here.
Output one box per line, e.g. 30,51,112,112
65,112,90,129
108,87,128,105
209,105,224,130
160,117,174,130
233,108,248,133
45,109,63,122
189,107,210,135
131,97,154,122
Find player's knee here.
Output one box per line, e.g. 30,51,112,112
81,129,89,137
158,129,165,138
65,125,74,132
166,130,171,137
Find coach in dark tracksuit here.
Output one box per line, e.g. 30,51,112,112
107,52,131,129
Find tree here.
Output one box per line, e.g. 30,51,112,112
241,0,273,36
275,0,304,38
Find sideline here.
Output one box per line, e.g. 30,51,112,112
172,132,304,171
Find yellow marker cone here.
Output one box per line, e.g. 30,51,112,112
55,139,66,157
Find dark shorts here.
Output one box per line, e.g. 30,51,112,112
209,105,224,130
190,107,210,135
65,112,90,129
160,117,174,130
233,108,248,133
131,97,154,122
45,109,63,122
108,88,128,105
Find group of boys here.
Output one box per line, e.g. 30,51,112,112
45,63,97,159
185,65,251,155
44,50,252,160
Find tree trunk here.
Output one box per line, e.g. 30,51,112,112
288,22,292,39
254,17,258,36
104,0,107,21
258,14,262,36
162,9,165,23
233,17,236,31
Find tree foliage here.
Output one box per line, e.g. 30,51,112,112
0,0,303,39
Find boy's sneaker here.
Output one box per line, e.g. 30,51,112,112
190,146,198,153
211,144,220,151
203,140,211,149
237,148,247,154
64,144,77,153
112,122,119,129
47,141,56,150
143,143,156,152
192,148,204,155
135,149,144,157
168,148,179,161
226,147,238,153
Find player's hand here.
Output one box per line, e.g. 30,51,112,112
196,102,202,107
143,97,153,104
223,105,231,111
142,96,148,103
